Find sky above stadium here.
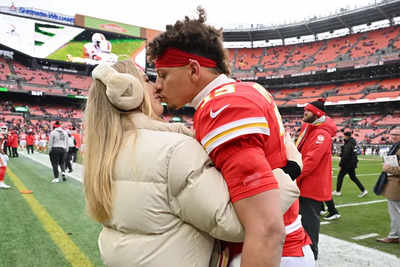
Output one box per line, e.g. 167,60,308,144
2,0,382,30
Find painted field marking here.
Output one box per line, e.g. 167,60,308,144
7,167,93,267
320,221,331,225
331,171,381,176
336,199,387,208
352,233,379,240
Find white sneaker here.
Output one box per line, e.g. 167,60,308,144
320,210,328,216
51,178,60,183
324,213,341,221
332,191,342,196
0,182,10,189
358,190,368,198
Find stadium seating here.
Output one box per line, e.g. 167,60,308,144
230,25,400,77
0,58,91,96
0,57,11,81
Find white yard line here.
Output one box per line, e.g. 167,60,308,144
331,170,381,176
352,233,379,240
336,199,387,208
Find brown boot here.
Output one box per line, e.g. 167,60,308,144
376,237,399,244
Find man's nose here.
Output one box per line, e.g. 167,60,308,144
155,78,162,92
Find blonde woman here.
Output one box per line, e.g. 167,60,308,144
84,61,299,267
84,60,244,267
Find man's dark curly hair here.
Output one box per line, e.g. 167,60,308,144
147,7,230,75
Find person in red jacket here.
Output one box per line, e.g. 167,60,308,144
10,130,19,158
70,127,81,163
26,130,35,154
295,99,337,260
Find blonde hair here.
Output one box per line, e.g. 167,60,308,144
83,60,153,223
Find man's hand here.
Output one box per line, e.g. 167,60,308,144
383,164,391,173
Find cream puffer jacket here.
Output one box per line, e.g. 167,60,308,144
99,113,244,267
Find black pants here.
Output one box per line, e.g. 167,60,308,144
27,145,34,154
5,145,12,157
299,197,321,260
12,147,18,157
322,199,339,214
336,167,365,192
70,147,78,163
65,148,74,172
49,148,66,179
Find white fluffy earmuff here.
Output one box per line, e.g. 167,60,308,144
91,64,144,111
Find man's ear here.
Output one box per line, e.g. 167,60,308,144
187,59,201,82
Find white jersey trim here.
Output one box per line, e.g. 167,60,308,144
204,127,270,154
201,117,269,146
285,215,302,235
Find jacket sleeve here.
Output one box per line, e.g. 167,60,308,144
340,140,354,166
64,132,69,152
48,133,54,151
297,131,331,182
167,137,244,242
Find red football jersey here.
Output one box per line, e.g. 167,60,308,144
193,81,311,257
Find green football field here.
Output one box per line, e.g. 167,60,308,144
0,155,398,266
46,39,145,62
323,156,399,258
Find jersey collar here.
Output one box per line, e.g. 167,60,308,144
189,74,235,109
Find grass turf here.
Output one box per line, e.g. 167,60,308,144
0,157,104,267
47,39,145,62
0,154,398,266
321,155,399,257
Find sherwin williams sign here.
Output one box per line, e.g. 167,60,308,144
83,16,141,37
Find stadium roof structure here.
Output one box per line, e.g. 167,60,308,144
223,0,400,42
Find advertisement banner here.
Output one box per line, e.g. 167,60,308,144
0,13,146,69
0,5,74,25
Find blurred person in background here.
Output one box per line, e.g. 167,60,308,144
0,147,10,189
376,127,400,244
34,132,40,151
9,129,18,158
65,131,76,173
48,121,68,183
26,130,34,154
4,133,11,157
70,127,80,162
295,99,337,260
84,60,245,267
19,131,26,150
332,131,368,198
39,130,48,152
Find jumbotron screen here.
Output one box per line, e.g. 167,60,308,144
0,13,146,68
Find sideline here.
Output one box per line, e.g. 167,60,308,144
19,150,399,266
7,167,93,267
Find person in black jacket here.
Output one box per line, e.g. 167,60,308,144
332,131,368,197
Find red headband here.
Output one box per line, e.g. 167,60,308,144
305,103,325,117
155,48,217,68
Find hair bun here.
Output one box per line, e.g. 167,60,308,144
92,64,144,111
